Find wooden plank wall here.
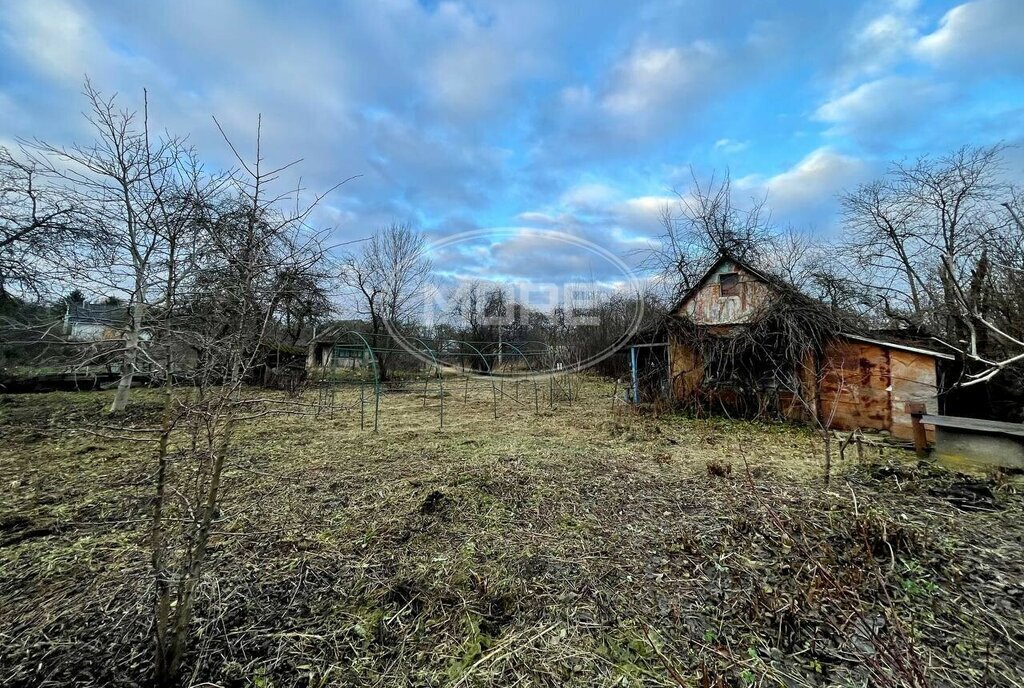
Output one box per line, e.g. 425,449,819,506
888,350,941,441
678,261,773,325
669,335,940,441
818,340,893,434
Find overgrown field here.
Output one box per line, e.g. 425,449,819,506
1,378,1022,687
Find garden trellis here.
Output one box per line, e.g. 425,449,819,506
311,331,588,431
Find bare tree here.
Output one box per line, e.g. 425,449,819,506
339,222,432,380
840,145,1023,388
0,147,82,303
147,115,342,687
272,265,332,346
447,279,487,341
27,81,203,412
841,179,928,323
643,170,777,299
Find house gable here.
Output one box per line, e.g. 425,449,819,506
673,257,777,325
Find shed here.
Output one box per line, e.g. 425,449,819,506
306,323,374,371
307,339,371,370
64,302,126,341
663,255,954,441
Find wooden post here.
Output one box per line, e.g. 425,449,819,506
629,346,639,405
374,384,380,433
905,402,927,458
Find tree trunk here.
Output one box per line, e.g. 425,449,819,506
155,411,235,686
110,300,144,413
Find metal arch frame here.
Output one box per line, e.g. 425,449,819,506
496,340,534,377
405,334,447,423
445,338,492,375
521,339,555,354
528,339,565,375
339,330,381,391
520,340,557,382
314,333,590,428
336,329,382,432
407,335,440,375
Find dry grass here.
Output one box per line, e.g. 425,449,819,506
1,377,1022,687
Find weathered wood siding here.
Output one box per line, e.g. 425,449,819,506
888,350,941,441
818,340,893,434
669,339,703,402
668,257,943,440
676,260,773,325
668,336,940,441
818,340,939,441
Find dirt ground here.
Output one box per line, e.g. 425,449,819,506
1,376,1022,687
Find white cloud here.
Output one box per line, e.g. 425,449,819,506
421,3,548,120
848,13,918,77
540,38,734,156
422,1,553,121
713,138,750,154
619,195,676,218
430,41,516,118
559,182,619,211
601,42,720,120
742,147,869,219
833,0,922,86
915,0,1024,68
815,76,950,142
514,211,559,225
1,0,103,83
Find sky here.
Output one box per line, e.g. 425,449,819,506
1,0,1023,291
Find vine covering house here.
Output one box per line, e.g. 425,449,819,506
630,255,955,441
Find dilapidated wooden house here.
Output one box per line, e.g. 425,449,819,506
637,256,953,441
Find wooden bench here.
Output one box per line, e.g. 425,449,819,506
907,405,1024,469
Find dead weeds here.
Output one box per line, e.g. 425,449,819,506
0,379,1022,687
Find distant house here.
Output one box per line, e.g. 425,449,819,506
306,322,373,370
65,302,125,341
632,255,954,442
307,339,371,370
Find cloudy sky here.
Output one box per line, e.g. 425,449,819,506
1,0,1023,289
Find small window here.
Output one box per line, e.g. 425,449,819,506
719,272,739,297
333,345,362,360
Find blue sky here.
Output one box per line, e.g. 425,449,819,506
1,0,1023,286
